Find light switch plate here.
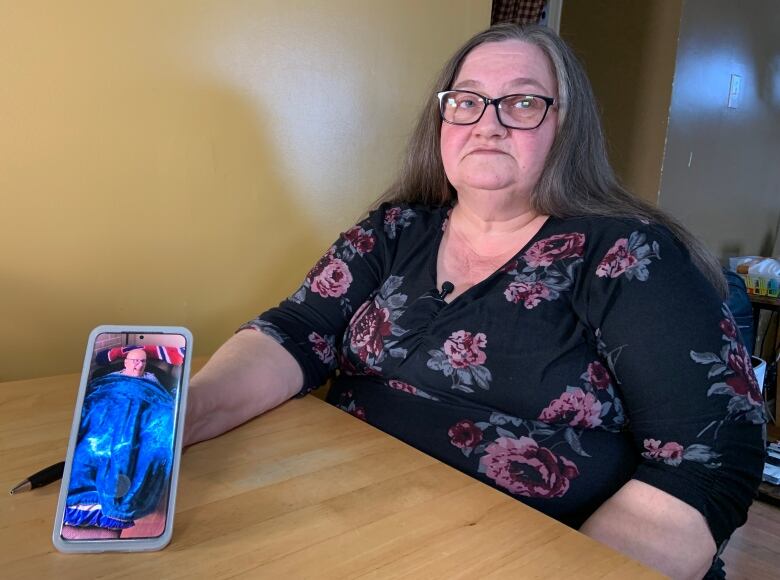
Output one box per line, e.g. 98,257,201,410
728,74,742,109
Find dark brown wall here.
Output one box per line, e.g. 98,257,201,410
560,1,683,204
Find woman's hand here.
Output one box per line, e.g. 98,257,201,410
184,329,303,446
580,479,716,580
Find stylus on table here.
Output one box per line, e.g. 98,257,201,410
9,461,65,495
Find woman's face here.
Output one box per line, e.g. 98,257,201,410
440,40,558,204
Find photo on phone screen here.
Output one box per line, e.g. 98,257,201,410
56,329,189,544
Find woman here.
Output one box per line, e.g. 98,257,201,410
185,24,764,579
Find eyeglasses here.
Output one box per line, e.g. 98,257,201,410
437,90,556,130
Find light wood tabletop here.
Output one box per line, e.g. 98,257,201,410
0,366,663,579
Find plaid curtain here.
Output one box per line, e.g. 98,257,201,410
491,0,546,26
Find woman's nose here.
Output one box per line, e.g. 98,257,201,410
473,103,507,137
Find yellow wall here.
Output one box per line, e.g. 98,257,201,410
0,1,490,380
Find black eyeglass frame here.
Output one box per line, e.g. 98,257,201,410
436,90,556,130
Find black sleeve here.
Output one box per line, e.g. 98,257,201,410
580,221,765,546
239,205,399,395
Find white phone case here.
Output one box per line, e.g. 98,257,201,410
52,325,192,553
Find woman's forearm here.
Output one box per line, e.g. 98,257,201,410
184,329,303,446
580,479,716,580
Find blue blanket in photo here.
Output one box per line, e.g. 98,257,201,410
65,374,175,527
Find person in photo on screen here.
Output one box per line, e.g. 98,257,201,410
61,346,174,540
111,347,164,387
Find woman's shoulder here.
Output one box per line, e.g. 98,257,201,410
364,202,451,240
550,215,685,258
370,201,450,219
545,215,712,296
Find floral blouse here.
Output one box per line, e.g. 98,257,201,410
242,203,765,546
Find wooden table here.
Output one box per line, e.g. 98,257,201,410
0,368,661,579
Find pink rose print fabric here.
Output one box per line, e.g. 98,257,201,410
642,439,685,466
447,408,588,499
388,379,438,401
504,280,551,309
344,275,409,373
633,306,760,473
350,301,391,361
537,360,626,437
691,304,765,424
447,359,626,491
427,330,492,392
444,330,487,368
478,436,579,498
448,420,483,449
383,206,416,239
309,253,353,298
503,233,585,310
585,360,612,390
448,409,584,498
308,332,336,368
538,388,602,429
724,346,764,405
342,225,376,258
524,233,586,268
595,231,660,281
291,223,377,315
641,439,720,469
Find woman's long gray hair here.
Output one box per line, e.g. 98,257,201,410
378,23,726,297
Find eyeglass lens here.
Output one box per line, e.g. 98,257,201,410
439,91,549,129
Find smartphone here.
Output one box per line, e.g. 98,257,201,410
52,325,192,553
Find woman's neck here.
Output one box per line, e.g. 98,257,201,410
449,200,547,257
436,201,550,301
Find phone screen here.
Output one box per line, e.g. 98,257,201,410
57,331,188,542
